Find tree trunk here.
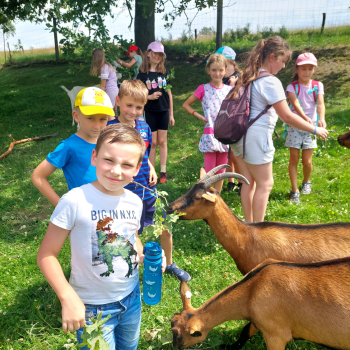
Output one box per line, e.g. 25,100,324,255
135,0,155,51
3,30,6,63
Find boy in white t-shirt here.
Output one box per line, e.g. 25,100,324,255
37,123,165,350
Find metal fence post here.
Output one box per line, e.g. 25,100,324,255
53,17,59,63
216,0,223,49
321,13,326,34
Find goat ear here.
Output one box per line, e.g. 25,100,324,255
201,193,216,203
199,167,206,179
180,281,192,309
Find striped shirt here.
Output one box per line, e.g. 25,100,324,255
107,118,155,200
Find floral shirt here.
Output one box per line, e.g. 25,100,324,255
194,83,232,153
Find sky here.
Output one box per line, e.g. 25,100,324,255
1,0,349,51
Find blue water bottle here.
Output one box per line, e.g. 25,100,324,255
143,242,163,305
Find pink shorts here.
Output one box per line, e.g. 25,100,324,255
204,152,228,174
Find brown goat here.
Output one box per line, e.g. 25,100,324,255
167,164,350,275
171,257,350,350
338,128,350,148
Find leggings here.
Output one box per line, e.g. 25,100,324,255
204,152,228,174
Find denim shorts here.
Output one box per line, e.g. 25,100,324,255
138,195,166,235
76,282,141,350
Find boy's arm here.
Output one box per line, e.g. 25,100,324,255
148,160,157,186
168,90,175,126
287,92,312,124
37,222,85,333
31,160,61,207
317,94,326,127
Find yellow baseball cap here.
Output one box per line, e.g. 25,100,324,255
75,87,115,116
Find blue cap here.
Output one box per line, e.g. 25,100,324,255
144,241,162,257
215,46,236,60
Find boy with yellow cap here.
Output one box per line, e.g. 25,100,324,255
31,87,114,206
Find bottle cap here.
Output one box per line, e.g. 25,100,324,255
144,241,162,257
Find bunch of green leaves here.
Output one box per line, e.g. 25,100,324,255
79,313,111,350
143,189,184,237
163,68,175,92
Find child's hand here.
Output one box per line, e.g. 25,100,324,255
139,254,144,264
315,127,328,141
169,115,175,126
150,92,162,100
303,116,312,124
228,75,239,87
161,249,166,273
61,290,86,333
318,120,327,128
148,166,157,186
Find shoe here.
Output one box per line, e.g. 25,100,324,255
301,182,312,194
225,182,236,192
290,191,300,204
165,262,191,282
237,183,243,196
160,172,167,184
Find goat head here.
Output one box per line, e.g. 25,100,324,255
338,129,350,149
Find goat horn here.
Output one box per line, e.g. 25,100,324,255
204,172,250,189
199,165,232,182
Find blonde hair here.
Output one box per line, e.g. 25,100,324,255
139,49,166,74
95,124,146,164
90,48,114,77
118,79,148,106
206,54,227,71
230,36,292,99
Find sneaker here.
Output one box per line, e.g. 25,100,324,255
237,183,243,196
290,191,300,204
165,262,191,282
301,182,312,194
160,172,167,184
224,182,236,192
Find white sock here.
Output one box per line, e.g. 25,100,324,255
160,165,166,173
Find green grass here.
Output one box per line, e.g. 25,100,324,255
164,25,350,58
0,40,350,349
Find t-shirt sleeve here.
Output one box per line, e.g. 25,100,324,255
286,83,296,95
260,77,286,105
50,189,78,230
317,81,324,95
193,85,205,101
100,64,109,80
46,140,71,169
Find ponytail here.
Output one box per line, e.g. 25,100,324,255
229,36,291,99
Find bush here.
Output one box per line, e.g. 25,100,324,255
199,26,216,37
278,25,289,39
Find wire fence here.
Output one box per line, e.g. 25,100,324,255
1,0,349,52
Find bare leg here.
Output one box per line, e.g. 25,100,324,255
214,179,224,193
157,129,168,171
227,152,235,184
288,148,300,192
160,229,172,266
301,149,313,183
230,150,242,182
149,131,157,168
235,156,256,223
245,162,273,223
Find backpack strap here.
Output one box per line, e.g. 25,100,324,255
307,80,319,125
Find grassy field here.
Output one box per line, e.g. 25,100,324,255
0,47,58,66
0,36,350,349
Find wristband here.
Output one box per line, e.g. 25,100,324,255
191,111,196,116
312,125,317,135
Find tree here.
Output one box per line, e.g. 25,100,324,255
0,19,15,63
135,0,155,51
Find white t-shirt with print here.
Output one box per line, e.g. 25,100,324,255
286,81,324,123
249,70,286,127
51,184,143,304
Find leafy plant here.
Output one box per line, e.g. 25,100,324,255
79,313,111,350
163,68,175,92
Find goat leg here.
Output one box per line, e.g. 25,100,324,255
220,322,257,350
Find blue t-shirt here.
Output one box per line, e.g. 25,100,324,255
107,118,154,199
46,134,97,190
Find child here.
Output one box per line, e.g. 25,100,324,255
215,46,243,194
229,36,328,223
31,87,113,207
108,79,191,282
285,53,326,204
137,41,174,184
37,124,166,349
116,44,143,79
182,54,232,193
90,48,119,117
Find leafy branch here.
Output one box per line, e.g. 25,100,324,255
79,313,111,350
163,68,175,93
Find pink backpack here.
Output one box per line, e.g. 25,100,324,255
214,71,272,158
